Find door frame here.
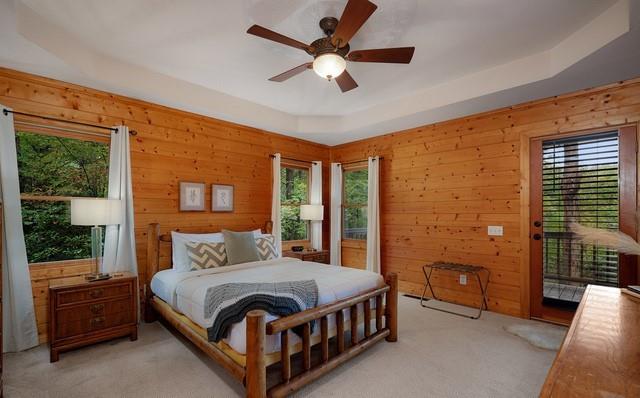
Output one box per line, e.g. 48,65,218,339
519,122,639,320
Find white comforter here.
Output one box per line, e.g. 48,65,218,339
150,257,384,354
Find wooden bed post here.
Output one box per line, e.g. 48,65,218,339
246,310,267,398
263,220,273,234
144,223,160,323
385,272,398,342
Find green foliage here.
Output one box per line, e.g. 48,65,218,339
343,169,368,240
16,132,109,263
542,159,619,286
280,167,308,241
21,201,97,263
344,169,368,205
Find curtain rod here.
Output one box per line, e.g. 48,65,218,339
2,109,138,136
269,154,318,165
338,157,384,166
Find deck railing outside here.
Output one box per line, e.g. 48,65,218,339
543,231,618,288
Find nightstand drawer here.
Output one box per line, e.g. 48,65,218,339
306,253,329,263
56,297,132,322
57,283,132,306
55,311,134,339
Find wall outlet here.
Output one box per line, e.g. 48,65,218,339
459,274,467,285
488,225,504,236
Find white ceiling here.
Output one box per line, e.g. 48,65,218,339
1,0,638,145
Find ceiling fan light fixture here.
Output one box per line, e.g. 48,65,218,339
313,53,346,80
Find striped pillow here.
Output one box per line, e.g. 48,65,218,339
256,235,277,261
185,241,228,270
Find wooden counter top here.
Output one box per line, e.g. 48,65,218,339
540,285,640,397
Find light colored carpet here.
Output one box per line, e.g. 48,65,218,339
5,296,564,398
504,323,567,350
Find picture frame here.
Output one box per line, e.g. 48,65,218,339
179,182,205,211
212,184,234,212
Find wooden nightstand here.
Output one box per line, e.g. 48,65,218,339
283,249,330,264
48,272,138,362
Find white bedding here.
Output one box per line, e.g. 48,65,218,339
150,257,384,354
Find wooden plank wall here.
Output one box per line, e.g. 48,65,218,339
0,68,330,342
2,66,640,333
332,78,640,317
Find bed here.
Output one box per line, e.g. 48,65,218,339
144,222,398,398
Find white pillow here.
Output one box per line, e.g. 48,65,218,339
171,229,264,271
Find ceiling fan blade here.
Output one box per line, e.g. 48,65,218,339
331,0,378,48
347,47,415,63
268,63,313,82
335,70,358,92
247,25,312,53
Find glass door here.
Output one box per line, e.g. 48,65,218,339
530,127,637,322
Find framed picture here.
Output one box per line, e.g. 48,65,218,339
179,182,205,211
212,184,234,212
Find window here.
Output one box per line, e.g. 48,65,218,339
16,131,110,263
280,165,309,241
343,167,368,240
541,131,620,299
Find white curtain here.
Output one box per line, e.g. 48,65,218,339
310,161,323,250
366,156,381,274
330,163,342,266
271,153,282,255
0,106,39,352
103,126,138,275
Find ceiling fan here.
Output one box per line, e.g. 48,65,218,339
246,0,415,93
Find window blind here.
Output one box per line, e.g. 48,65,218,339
542,131,619,287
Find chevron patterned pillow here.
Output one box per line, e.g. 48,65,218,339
185,241,228,270
256,235,277,261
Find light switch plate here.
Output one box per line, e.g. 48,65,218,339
459,274,467,285
488,225,504,236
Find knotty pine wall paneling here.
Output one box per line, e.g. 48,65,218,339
0,68,330,342
2,67,639,336
332,78,640,318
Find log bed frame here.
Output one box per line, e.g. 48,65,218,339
144,222,398,398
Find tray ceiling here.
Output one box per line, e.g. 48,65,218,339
0,0,638,144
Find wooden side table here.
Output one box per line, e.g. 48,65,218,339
49,272,138,362
283,249,330,264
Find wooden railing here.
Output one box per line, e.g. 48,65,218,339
543,231,618,287
245,273,398,398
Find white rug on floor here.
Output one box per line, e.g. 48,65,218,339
504,323,567,350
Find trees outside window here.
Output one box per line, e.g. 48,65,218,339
343,167,368,240
16,131,109,263
280,165,309,241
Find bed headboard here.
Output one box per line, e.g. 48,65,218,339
145,221,273,286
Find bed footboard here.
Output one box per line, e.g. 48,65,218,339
246,273,398,398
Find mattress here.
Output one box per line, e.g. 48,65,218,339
150,257,384,354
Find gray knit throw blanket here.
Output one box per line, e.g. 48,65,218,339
204,280,319,342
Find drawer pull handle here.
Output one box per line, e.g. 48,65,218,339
89,289,104,299
90,304,105,314
90,317,106,328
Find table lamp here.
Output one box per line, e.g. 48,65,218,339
300,204,323,251
71,198,122,277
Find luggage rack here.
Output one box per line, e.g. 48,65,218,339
420,262,490,319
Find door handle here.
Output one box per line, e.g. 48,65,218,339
533,233,542,240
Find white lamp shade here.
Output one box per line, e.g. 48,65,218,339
71,198,122,226
300,204,324,221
